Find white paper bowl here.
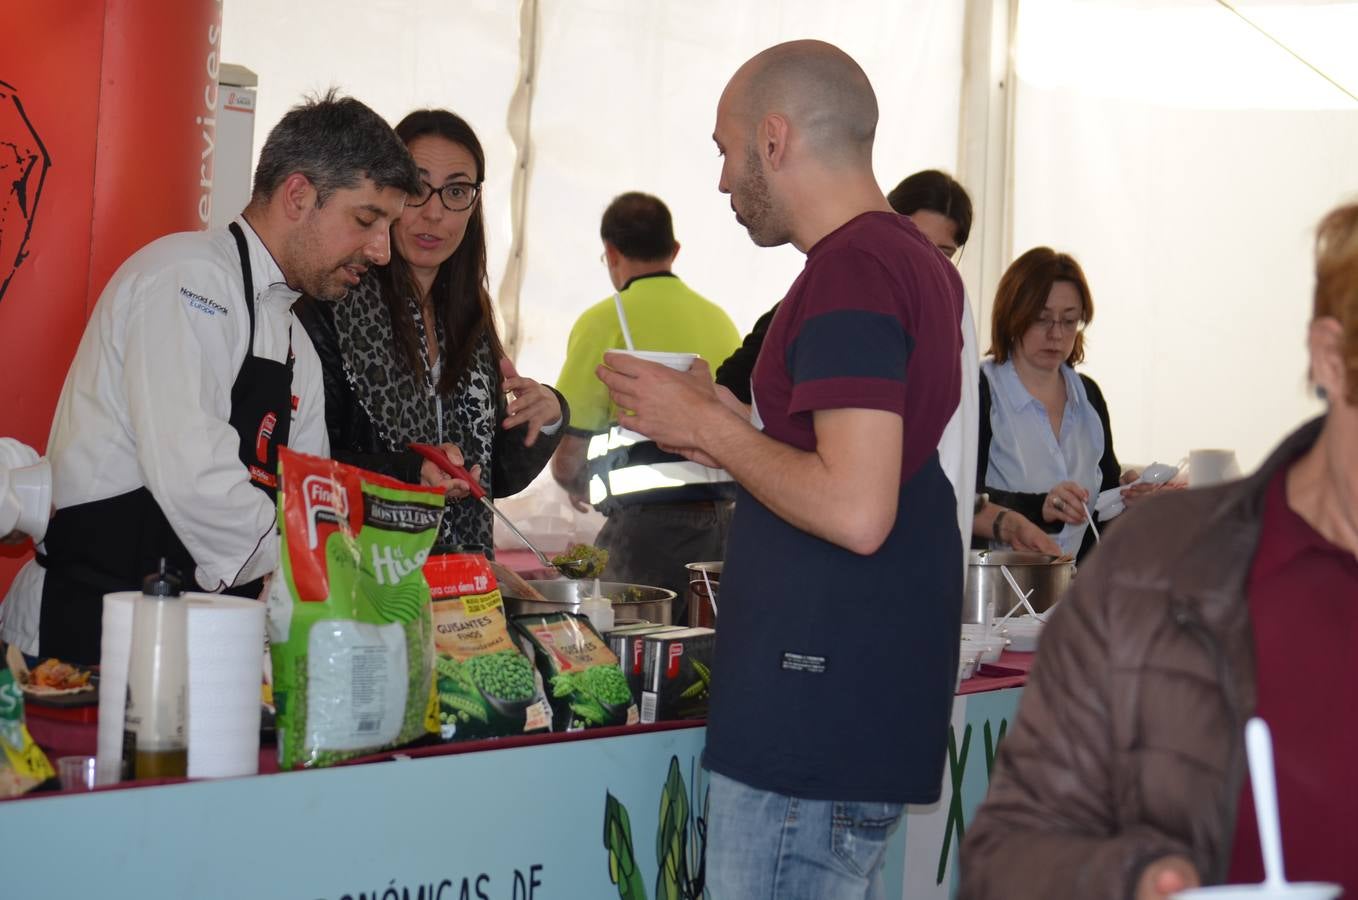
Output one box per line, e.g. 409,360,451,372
1003,617,1045,653
1173,884,1342,900
961,635,1006,665
955,649,980,690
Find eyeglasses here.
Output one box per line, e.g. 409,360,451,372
408,180,482,212
1032,314,1085,335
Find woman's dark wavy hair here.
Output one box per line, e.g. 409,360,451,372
378,109,505,395
887,169,972,247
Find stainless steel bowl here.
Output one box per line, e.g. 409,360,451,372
964,550,1074,624
502,580,675,625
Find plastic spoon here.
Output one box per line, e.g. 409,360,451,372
996,564,1038,625
613,292,636,351
1168,719,1342,897
409,443,591,578
1246,717,1286,888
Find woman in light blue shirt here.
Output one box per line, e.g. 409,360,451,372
976,248,1154,560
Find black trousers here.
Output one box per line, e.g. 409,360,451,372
594,499,734,624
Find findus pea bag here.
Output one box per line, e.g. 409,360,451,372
268,448,442,769
511,611,637,732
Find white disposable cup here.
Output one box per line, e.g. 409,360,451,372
1173,884,1342,899
606,350,700,442
57,755,98,792
606,349,698,371
1189,449,1241,487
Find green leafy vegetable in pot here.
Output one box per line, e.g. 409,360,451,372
610,586,645,604
552,543,609,579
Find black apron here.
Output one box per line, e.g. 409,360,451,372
36,223,293,664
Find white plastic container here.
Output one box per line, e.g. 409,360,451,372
578,579,614,632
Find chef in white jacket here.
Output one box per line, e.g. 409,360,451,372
0,92,420,664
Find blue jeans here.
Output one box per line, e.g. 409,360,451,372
704,770,904,900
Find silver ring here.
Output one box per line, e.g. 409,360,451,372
1053,497,1063,510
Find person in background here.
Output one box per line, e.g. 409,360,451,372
0,92,418,665
714,168,972,404
296,109,566,554
598,41,963,898
959,200,1358,898
715,168,1060,560
977,247,1163,561
0,439,50,544
551,192,741,608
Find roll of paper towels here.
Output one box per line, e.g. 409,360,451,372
97,591,265,784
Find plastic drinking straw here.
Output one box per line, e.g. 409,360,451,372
613,293,636,351
995,565,1037,625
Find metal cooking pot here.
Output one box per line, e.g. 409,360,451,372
502,580,675,625
964,550,1075,624
684,561,721,628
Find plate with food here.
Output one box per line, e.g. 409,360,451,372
6,645,97,702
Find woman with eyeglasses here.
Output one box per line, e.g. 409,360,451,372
296,109,565,552
978,247,1161,561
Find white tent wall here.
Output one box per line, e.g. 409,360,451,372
219,0,965,378
516,0,965,382
220,0,1358,522
219,0,965,528
1008,0,1358,473
219,0,526,339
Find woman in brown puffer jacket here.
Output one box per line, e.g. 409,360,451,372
959,202,1358,900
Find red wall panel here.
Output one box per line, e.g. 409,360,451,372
0,0,224,594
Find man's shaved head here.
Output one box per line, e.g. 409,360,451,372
726,40,878,165
714,40,884,249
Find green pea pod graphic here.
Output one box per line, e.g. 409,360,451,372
656,757,690,900
603,792,647,900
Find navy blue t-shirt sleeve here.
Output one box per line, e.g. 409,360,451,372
786,248,913,416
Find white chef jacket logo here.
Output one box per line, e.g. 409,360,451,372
179,286,229,317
